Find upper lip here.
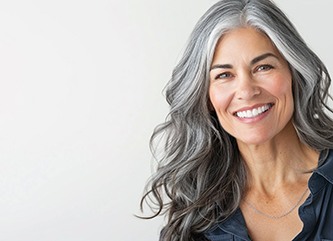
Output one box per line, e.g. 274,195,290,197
233,103,274,115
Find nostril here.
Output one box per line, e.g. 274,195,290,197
236,89,260,100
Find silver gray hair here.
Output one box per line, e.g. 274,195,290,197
140,0,333,240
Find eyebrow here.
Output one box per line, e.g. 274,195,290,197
210,53,279,71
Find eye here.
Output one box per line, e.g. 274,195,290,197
255,64,273,72
214,72,233,80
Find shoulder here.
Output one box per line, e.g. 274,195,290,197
203,209,250,241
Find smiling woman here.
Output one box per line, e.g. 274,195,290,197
209,28,294,146
139,0,333,241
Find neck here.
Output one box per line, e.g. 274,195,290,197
237,121,319,193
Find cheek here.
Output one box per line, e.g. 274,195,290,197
266,74,293,98
209,85,233,112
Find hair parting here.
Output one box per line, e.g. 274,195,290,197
140,1,333,240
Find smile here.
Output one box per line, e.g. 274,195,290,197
235,104,273,118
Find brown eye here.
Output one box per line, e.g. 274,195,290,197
256,64,273,72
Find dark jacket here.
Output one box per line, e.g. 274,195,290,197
204,149,333,241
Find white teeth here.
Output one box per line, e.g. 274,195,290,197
236,104,271,118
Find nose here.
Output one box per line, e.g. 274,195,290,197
235,74,261,100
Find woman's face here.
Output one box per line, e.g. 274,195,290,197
209,27,294,146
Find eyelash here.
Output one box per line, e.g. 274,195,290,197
214,64,274,80
214,72,233,80
255,64,274,72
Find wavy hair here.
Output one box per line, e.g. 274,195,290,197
140,0,333,240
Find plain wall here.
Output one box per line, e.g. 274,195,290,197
0,0,332,240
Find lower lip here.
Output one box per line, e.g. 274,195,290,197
235,106,273,123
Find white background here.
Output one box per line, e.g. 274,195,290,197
0,0,332,240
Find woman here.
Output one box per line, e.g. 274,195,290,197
140,0,333,240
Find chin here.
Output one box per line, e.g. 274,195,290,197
236,135,272,146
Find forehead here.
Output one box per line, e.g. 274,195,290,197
212,27,280,63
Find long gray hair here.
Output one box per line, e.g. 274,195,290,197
140,0,333,240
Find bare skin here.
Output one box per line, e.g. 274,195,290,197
209,27,319,241
239,121,318,241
